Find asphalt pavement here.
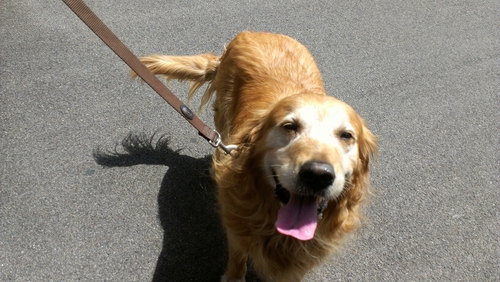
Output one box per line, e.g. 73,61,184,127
1,0,499,281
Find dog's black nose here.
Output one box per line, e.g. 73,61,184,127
299,161,335,192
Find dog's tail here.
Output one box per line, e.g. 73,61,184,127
131,53,220,111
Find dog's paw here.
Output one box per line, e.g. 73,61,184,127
221,274,246,282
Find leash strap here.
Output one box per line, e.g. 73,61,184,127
62,0,236,155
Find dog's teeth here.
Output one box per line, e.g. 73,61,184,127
317,199,328,218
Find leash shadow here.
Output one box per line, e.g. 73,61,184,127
93,133,227,281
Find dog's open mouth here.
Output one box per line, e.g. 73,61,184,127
272,171,328,241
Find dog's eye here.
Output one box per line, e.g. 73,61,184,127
282,122,298,132
340,132,354,140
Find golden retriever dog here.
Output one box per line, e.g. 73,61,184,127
133,31,377,282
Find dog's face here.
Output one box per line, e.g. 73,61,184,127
259,93,376,241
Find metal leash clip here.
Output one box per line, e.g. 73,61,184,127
209,131,238,156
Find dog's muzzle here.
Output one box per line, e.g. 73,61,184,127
272,165,332,240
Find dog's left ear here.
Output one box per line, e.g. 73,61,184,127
358,121,378,173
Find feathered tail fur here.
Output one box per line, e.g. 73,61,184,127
131,53,220,111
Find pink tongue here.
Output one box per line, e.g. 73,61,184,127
275,194,318,241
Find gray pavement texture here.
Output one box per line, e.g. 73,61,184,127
1,0,499,281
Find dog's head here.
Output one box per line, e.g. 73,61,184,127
253,93,377,241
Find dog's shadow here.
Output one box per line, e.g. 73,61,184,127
93,133,229,281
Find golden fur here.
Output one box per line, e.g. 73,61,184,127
133,31,377,282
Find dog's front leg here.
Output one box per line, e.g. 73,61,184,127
221,235,248,282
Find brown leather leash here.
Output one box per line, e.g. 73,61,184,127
62,0,236,155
